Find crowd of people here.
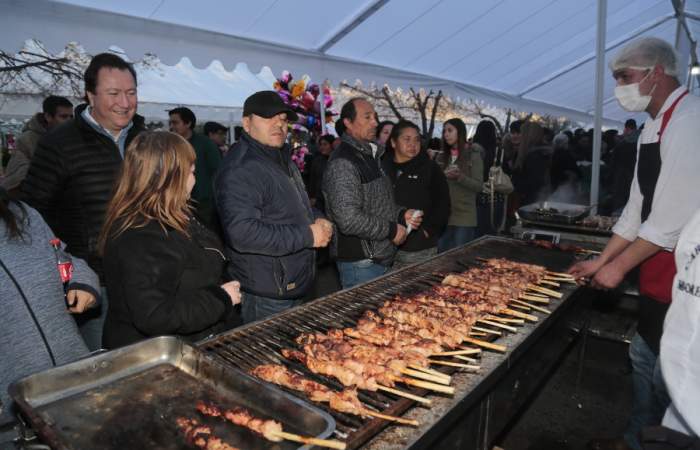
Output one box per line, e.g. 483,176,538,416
0,36,699,448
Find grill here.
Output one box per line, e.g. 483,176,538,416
198,236,581,450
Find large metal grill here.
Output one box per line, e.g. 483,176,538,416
197,236,580,449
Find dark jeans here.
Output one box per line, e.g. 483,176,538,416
438,225,476,253
241,292,303,324
336,259,388,290
625,332,672,450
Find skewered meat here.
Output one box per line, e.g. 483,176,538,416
251,364,365,415
175,417,240,450
196,401,283,442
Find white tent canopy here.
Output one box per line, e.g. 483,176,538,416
3,0,699,127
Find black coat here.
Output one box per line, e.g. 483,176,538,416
513,145,553,206
214,132,316,299
382,151,450,252
20,104,144,278
102,219,234,349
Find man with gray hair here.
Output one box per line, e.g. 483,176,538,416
570,37,700,450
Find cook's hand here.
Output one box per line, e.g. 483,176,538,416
591,262,625,290
393,224,407,245
404,209,423,229
221,281,241,305
66,289,97,314
310,219,333,248
567,258,604,282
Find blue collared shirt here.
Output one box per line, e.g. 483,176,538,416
80,107,133,158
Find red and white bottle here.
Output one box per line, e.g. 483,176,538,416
50,238,73,290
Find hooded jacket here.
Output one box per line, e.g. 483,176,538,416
382,151,450,252
322,134,404,265
1,113,47,191
214,131,316,300
20,104,145,279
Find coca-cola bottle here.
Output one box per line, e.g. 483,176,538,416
50,238,73,291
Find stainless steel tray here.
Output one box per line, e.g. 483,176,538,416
518,201,592,225
9,336,335,450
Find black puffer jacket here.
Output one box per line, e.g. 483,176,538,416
102,219,234,349
20,104,144,278
214,132,316,300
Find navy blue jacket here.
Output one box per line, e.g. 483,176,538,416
214,132,315,299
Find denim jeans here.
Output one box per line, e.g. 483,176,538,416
624,332,671,450
241,292,303,324
336,259,388,290
73,286,109,351
438,225,476,253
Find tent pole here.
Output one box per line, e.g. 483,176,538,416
590,0,607,215
319,79,327,135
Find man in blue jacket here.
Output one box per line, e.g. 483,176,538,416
214,91,332,323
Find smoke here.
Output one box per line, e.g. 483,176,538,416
547,178,585,205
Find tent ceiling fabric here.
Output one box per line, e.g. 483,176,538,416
2,0,699,125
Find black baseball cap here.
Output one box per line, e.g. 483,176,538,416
243,90,298,121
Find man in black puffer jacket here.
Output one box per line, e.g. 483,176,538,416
215,91,332,324
20,53,144,350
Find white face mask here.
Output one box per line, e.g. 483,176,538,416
614,69,655,112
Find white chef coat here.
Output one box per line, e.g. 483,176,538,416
660,208,700,435
612,87,700,250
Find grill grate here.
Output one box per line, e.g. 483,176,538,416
197,236,578,449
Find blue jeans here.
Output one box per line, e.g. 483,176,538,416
74,286,109,351
336,259,388,290
241,292,303,324
624,332,671,450
438,225,476,253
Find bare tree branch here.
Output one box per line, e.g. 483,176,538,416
427,90,443,138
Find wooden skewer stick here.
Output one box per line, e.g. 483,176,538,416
519,294,550,304
539,279,560,287
485,315,525,324
454,355,479,364
463,336,507,352
470,332,487,337
510,303,531,312
429,359,480,370
408,364,452,382
545,275,577,284
512,299,551,315
270,431,347,449
433,348,481,356
527,284,563,298
363,409,419,426
501,308,538,322
396,376,455,394
377,385,432,405
472,326,501,336
400,368,451,385
546,271,575,279
478,319,518,332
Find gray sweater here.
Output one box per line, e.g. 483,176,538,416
0,203,98,426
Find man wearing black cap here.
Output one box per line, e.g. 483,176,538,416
214,91,332,323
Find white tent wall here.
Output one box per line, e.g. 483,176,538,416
5,0,688,127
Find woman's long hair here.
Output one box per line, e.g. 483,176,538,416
98,131,196,254
514,121,545,170
441,118,468,153
0,187,26,240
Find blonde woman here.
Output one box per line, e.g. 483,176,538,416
99,131,240,349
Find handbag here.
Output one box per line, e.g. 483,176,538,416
486,146,513,195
